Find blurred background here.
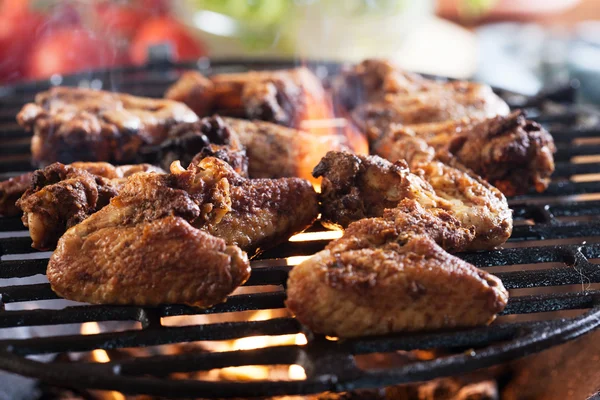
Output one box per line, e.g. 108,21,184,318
0,0,599,101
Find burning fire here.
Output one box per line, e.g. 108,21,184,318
80,322,125,400
219,310,308,381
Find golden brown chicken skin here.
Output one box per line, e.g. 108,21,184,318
314,151,512,251
48,215,250,307
165,68,335,130
170,158,320,252
286,233,508,338
0,173,33,217
222,117,353,182
352,82,510,143
375,111,556,196
55,156,317,253
0,162,162,218
18,87,198,166
14,162,163,250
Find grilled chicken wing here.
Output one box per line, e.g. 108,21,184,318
143,115,248,174
48,215,250,307
165,68,335,130
375,111,556,196
0,173,32,216
314,151,512,251
18,87,198,166
15,162,163,250
223,117,352,180
286,233,508,338
352,82,510,142
51,156,317,253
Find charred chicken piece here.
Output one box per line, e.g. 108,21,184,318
286,232,508,338
375,111,556,196
166,68,335,130
164,71,215,117
0,162,162,218
352,81,510,142
314,151,512,251
222,117,352,180
18,87,198,166
444,111,556,196
331,59,433,110
51,156,317,253
48,215,250,307
0,173,33,216
16,162,163,250
145,115,248,175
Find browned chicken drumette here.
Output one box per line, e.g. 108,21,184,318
165,68,335,131
18,87,198,166
351,82,510,143
48,215,250,307
314,151,512,251
15,162,163,250
146,115,249,175
374,111,556,196
48,156,317,306
286,215,508,338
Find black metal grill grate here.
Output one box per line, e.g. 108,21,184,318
1,60,600,398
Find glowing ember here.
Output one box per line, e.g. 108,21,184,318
289,229,343,242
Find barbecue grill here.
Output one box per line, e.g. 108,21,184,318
1,59,600,398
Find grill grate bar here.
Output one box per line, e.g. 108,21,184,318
1,318,303,356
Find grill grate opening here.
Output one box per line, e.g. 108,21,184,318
0,60,600,398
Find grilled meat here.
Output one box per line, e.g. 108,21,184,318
164,71,215,117
223,117,352,180
286,232,508,338
314,151,512,251
331,59,435,110
0,173,32,216
48,215,250,307
145,115,248,174
165,68,335,131
375,111,556,196
352,81,510,142
50,156,317,253
444,111,556,196
0,162,163,218
16,162,163,250
18,87,198,166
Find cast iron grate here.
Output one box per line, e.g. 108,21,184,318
1,59,600,398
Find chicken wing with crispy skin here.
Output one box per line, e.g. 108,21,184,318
0,162,163,218
15,162,163,250
48,215,250,307
286,232,508,338
50,156,317,253
18,87,198,166
314,151,512,251
164,71,215,117
352,81,510,142
374,111,556,196
0,173,33,217
330,59,434,110
223,117,352,181
165,68,335,130
143,115,248,174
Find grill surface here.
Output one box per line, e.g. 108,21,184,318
1,59,600,398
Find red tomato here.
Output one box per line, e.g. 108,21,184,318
129,17,206,65
95,3,150,40
26,28,119,80
0,11,45,81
